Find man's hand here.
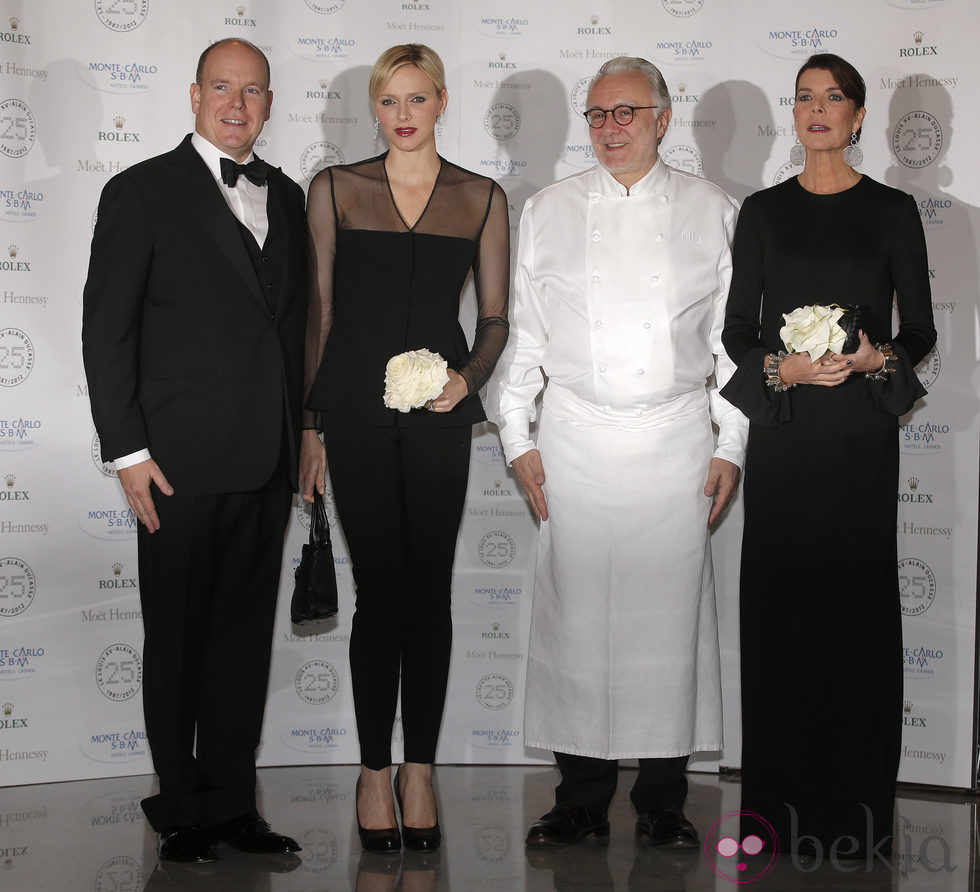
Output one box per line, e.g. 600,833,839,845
512,449,548,521
118,459,173,533
299,429,327,503
703,457,740,528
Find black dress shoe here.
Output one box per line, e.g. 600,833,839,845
525,803,610,846
635,806,699,848
158,824,217,863
394,765,441,851
210,814,301,854
356,776,401,853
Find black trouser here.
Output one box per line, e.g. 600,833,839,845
138,456,291,831
554,752,690,814
322,415,471,770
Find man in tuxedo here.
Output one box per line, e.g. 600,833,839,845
82,39,307,863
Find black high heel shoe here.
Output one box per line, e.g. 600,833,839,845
394,765,442,852
355,776,401,853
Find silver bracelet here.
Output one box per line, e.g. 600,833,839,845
865,343,898,381
764,351,795,392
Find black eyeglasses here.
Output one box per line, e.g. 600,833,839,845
583,105,658,129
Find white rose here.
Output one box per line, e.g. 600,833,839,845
780,304,847,362
383,348,450,413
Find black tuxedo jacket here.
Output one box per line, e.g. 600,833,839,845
83,135,308,494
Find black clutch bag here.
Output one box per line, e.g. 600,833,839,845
836,304,865,354
291,491,339,624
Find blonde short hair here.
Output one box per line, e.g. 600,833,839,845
369,44,446,103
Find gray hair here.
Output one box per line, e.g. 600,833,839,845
590,56,671,113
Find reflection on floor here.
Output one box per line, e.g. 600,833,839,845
1,765,976,890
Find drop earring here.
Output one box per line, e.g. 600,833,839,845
372,119,380,141
790,134,805,167
842,131,863,167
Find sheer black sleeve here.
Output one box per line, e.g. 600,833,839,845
458,180,510,395
302,168,336,427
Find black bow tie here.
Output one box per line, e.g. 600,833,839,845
220,156,268,188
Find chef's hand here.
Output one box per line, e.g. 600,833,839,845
704,457,739,527
512,449,548,521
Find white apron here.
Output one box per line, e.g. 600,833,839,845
523,383,723,759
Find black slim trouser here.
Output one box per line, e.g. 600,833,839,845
322,415,471,770
554,752,690,814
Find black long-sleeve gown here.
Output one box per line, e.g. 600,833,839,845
722,175,936,856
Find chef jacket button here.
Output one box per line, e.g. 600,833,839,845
660,195,669,203
643,322,652,329
591,232,601,241
636,368,645,376
591,273,600,282
650,275,659,284
655,233,664,241
594,320,603,328
635,409,643,416
599,364,607,373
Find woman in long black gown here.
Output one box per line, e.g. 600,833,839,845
722,54,936,857
299,44,509,853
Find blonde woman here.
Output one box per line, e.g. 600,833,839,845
299,44,509,853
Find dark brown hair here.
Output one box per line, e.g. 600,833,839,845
795,53,866,139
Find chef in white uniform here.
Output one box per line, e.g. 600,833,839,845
487,56,747,848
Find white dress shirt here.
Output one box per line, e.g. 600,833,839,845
114,133,270,470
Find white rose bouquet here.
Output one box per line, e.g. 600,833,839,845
383,348,450,413
779,304,848,363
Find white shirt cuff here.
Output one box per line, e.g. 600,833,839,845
113,448,151,471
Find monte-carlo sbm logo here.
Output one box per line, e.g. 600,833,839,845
761,26,840,60
1,185,44,221
0,417,40,451
83,59,160,93
474,14,528,39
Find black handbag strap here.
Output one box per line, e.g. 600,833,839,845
309,490,333,547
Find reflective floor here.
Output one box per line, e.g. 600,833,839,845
1,765,976,890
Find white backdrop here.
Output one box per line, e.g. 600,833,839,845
1,0,977,792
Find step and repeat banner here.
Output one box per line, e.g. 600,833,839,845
1,0,977,791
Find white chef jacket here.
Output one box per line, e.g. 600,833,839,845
488,159,747,465
486,159,748,759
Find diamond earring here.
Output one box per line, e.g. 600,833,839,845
790,135,805,167
842,130,863,167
